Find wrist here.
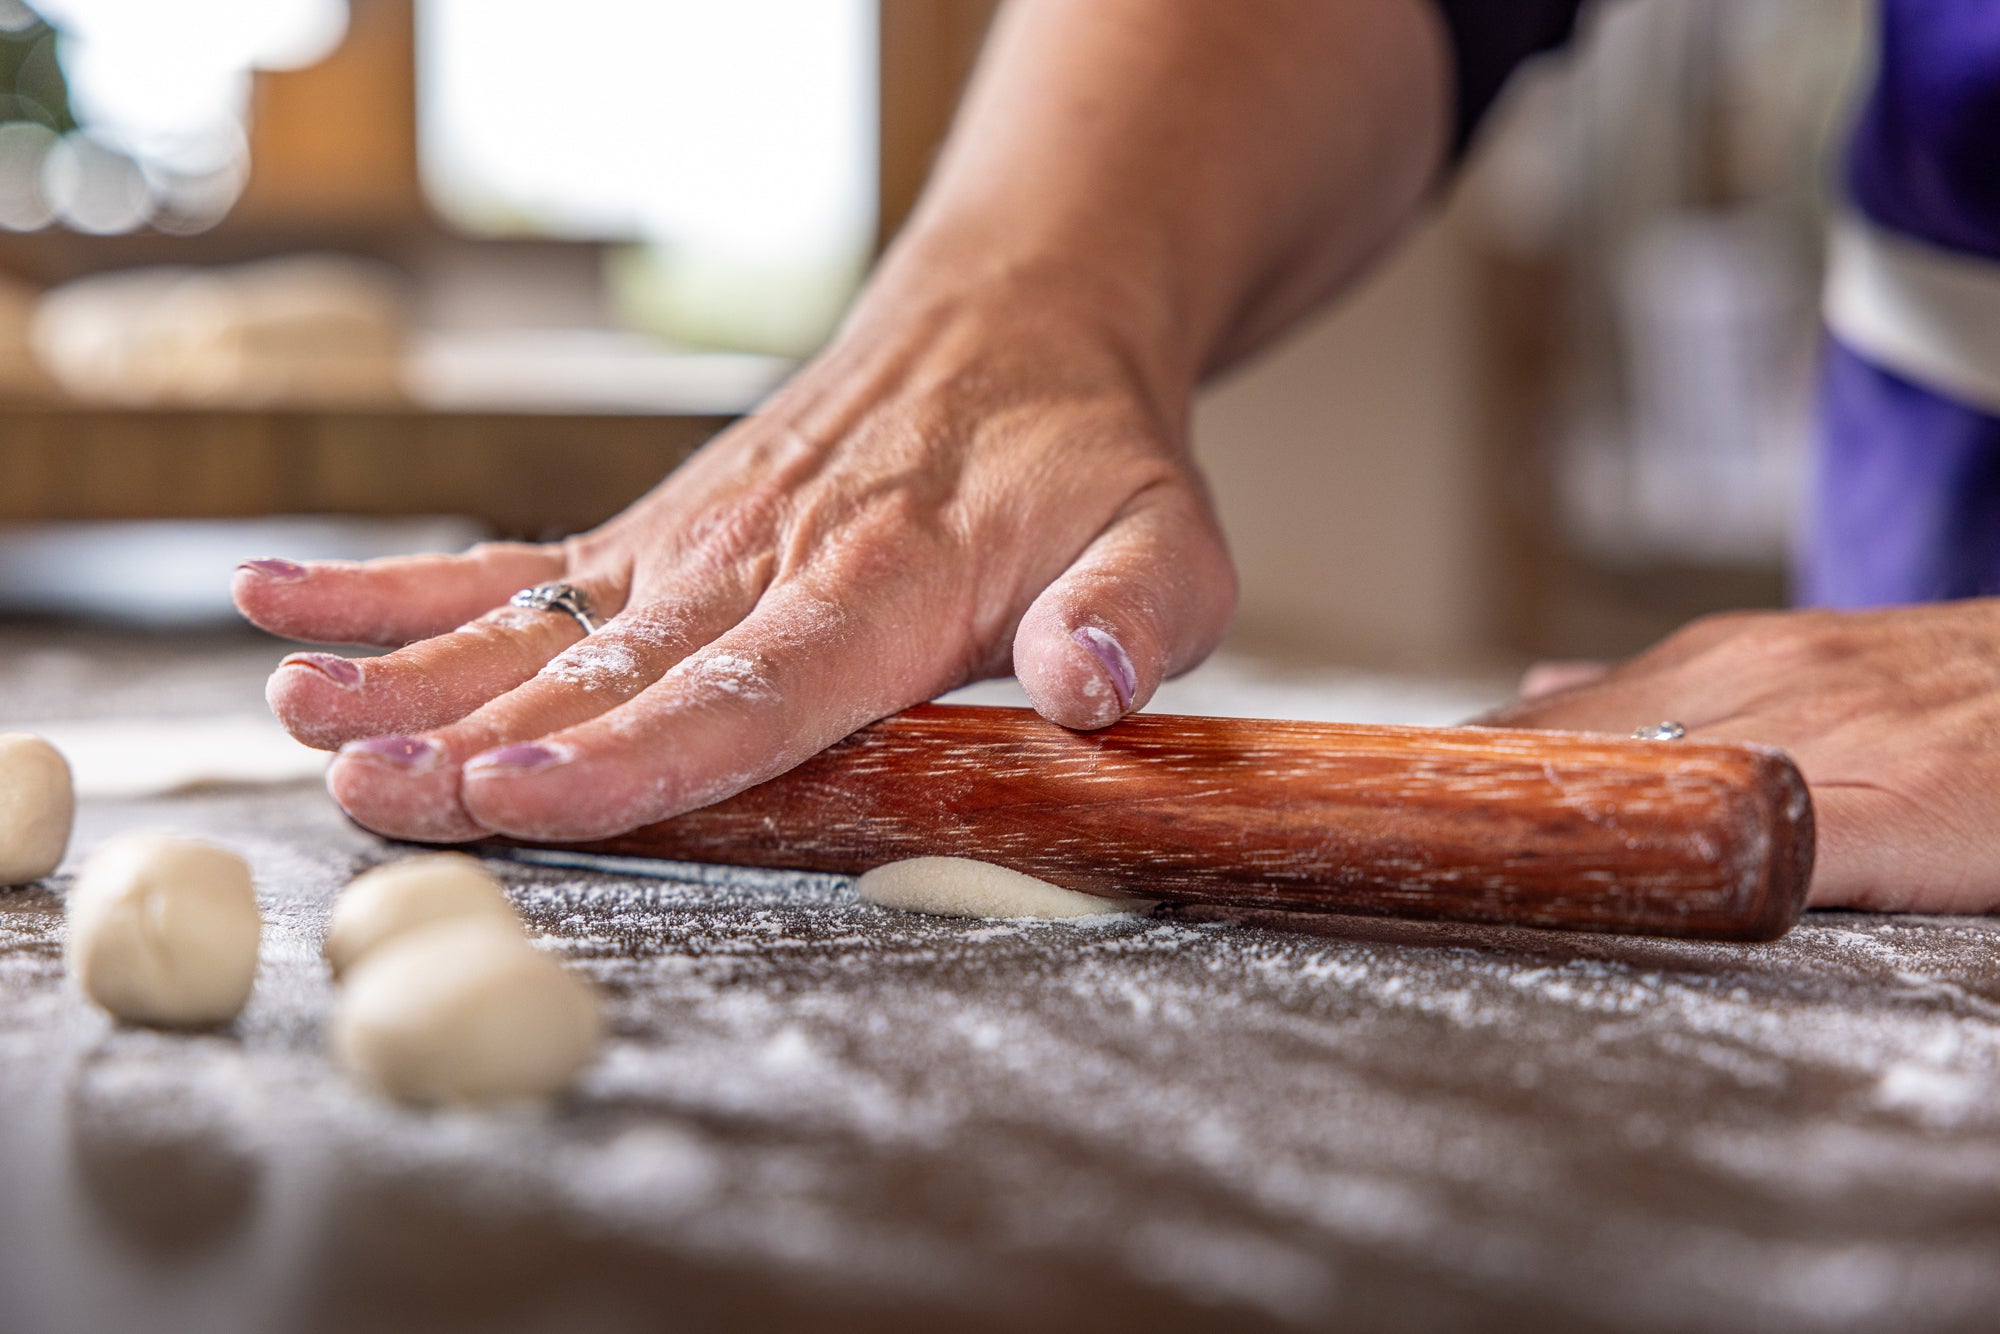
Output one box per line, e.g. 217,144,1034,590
839,215,1203,423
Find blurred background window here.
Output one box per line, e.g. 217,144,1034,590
419,0,877,356
0,0,877,353
0,0,885,623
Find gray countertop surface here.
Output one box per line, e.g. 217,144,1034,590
1,626,1997,1334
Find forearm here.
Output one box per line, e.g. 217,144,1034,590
852,0,1454,406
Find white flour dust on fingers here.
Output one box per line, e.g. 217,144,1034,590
538,639,649,693
664,651,776,703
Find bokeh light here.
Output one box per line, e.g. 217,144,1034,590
0,0,348,236
41,130,146,233
0,119,55,228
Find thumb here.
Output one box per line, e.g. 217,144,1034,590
1012,486,1236,730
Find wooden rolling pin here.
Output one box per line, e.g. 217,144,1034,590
507,704,1815,941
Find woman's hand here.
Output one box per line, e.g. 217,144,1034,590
237,0,1454,846
234,284,1235,844
1483,601,2000,912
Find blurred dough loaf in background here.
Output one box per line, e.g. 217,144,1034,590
0,271,53,398
29,254,407,406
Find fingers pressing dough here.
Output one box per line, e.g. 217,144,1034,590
0,733,74,885
856,856,1154,920
67,833,262,1028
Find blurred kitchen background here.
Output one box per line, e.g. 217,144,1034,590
0,0,1872,676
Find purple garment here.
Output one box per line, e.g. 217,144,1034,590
1845,1,2000,265
1803,337,2000,606
1804,0,2000,606
1422,0,2000,605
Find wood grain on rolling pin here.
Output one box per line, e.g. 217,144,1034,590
514,704,1815,942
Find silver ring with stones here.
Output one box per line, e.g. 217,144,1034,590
1631,721,1687,741
510,581,602,635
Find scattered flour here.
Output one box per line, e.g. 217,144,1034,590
4,777,2000,1329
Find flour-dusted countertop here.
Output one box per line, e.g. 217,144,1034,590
1,628,1998,1333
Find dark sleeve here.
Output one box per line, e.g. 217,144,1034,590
1430,0,1590,154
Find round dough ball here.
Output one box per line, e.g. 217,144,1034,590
324,852,520,979
855,856,1154,920
0,733,74,885
67,834,261,1028
333,917,602,1105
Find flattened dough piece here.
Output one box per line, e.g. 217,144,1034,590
856,856,1153,920
0,733,74,885
333,917,602,1105
67,833,261,1027
325,852,520,979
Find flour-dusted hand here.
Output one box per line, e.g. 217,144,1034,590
237,292,1234,843
231,0,1454,845
1483,601,2000,912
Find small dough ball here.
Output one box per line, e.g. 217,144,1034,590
856,856,1153,920
325,852,520,979
333,918,602,1105
0,733,74,885
67,834,261,1028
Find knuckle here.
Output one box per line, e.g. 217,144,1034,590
559,530,608,570
682,494,786,576
1675,609,1848,674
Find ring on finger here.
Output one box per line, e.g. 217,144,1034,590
510,581,603,635
1631,720,1687,741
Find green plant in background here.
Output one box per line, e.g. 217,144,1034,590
0,2,73,133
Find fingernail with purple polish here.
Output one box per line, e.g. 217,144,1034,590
1072,626,1136,711
467,743,568,774
283,652,361,688
343,735,439,768
239,558,307,580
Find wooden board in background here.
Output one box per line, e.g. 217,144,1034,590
0,408,731,539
